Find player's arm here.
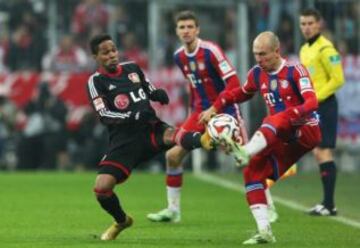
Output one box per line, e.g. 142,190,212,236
199,69,257,123
316,46,345,102
213,67,259,111
87,75,147,125
208,42,240,91
136,64,169,105
284,65,318,123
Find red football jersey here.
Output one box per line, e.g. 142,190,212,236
174,39,238,113
245,60,310,113
243,59,319,124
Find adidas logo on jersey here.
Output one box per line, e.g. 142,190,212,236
109,84,116,90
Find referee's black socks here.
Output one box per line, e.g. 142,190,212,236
319,161,337,209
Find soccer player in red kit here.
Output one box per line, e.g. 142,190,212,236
200,31,321,244
147,10,247,222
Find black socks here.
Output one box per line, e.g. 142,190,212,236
97,193,126,224
319,161,337,209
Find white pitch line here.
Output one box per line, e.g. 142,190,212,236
194,172,360,229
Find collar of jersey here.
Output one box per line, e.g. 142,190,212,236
184,38,201,57
267,58,286,75
307,33,321,46
98,64,123,78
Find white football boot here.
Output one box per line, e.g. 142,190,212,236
243,227,276,245
147,208,181,223
219,133,250,167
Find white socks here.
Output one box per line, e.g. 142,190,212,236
265,188,275,210
244,131,267,156
250,204,270,232
166,166,183,213
167,186,181,212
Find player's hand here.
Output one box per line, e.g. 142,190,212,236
199,106,217,124
284,107,300,119
150,89,169,105
284,107,305,126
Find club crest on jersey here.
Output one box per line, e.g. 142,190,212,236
270,79,277,91
190,61,197,72
114,94,130,110
128,73,140,83
280,80,289,88
198,62,205,71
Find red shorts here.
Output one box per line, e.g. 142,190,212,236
243,120,321,187
181,112,205,133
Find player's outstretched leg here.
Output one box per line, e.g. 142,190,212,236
219,133,250,167
101,215,133,240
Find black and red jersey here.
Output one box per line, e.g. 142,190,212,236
87,61,160,147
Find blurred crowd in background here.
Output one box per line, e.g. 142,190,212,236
0,0,358,171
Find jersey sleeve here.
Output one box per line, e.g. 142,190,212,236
288,64,318,120
208,43,237,81
87,74,133,124
317,46,345,102
134,64,157,95
212,69,257,111
242,67,260,94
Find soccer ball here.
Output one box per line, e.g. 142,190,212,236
207,113,242,144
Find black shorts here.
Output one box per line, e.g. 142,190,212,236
318,95,338,148
98,121,173,183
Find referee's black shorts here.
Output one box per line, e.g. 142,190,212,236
98,121,172,183
318,95,338,148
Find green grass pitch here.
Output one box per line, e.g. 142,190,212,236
0,171,359,247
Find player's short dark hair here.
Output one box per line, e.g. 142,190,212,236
175,10,199,27
300,8,322,21
89,34,113,55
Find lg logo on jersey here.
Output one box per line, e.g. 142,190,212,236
130,88,147,102
114,88,147,110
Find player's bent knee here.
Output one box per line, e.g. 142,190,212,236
166,152,181,167
94,187,114,199
94,174,116,197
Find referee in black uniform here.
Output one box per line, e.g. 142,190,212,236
87,34,210,241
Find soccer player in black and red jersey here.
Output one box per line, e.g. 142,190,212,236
87,34,211,241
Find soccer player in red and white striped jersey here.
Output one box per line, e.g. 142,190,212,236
147,10,247,223
200,31,321,244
